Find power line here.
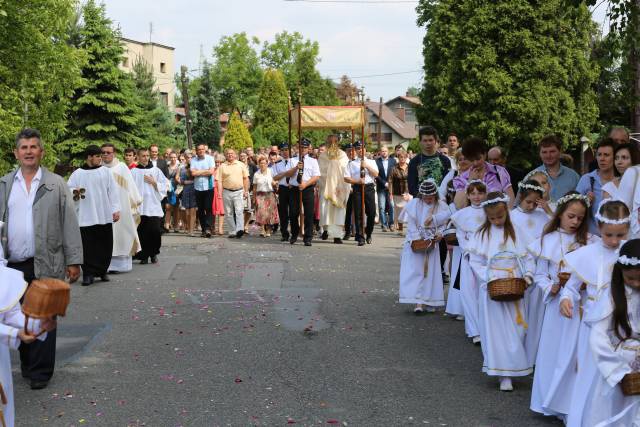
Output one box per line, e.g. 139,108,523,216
284,0,417,3
330,69,422,80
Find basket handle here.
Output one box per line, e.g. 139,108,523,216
485,251,526,283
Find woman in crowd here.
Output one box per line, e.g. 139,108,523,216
389,149,411,235
176,153,196,236
212,154,225,235
252,155,279,237
164,151,181,232
602,142,639,200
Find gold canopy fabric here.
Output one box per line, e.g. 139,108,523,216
291,106,366,130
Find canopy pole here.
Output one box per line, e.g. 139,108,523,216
360,105,365,243
297,89,304,240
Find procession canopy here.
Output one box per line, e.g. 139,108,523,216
291,105,366,130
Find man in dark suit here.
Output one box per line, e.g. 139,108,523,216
375,146,397,232
149,144,169,178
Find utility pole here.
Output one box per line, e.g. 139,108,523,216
180,65,194,150
378,97,383,150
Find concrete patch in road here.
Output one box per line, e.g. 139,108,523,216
240,262,284,290
268,288,329,332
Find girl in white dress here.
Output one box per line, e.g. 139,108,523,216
449,180,487,343
0,255,53,427
559,200,631,427
580,239,640,427
510,179,551,366
468,192,535,391
528,192,595,418
398,179,452,313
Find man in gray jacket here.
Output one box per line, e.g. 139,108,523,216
0,128,83,390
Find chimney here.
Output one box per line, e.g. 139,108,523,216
395,104,406,122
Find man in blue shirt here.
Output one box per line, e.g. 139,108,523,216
534,135,580,202
190,143,216,237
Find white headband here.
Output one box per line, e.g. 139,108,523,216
466,179,485,189
518,182,545,194
523,169,549,182
618,255,640,266
480,195,510,208
595,199,631,225
557,193,591,208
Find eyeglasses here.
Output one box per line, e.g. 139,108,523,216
101,151,113,155
73,188,86,201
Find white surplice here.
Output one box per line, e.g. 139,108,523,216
559,241,621,427
130,165,169,218
398,198,451,307
468,223,535,377
105,160,142,272
510,207,550,366
528,230,598,416
66,166,120,227
450,205,485,338
581,289,640,427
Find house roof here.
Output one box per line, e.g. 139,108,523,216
385,95,422,107
121,37,175,51
365,101,417,140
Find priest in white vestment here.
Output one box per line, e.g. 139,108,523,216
101,144,142,273
318,135,351,244
131,148,169,264
67,145,120,285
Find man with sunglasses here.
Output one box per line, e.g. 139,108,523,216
67,145,121,285
0,128,83,390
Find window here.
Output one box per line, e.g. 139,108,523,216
122,57,129,68
160,92,168,106
160,62,166,73
370,133,393,142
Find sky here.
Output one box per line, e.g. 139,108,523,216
102,0,609,102
102,0,426,101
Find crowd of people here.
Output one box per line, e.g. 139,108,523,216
399,126,640,425
0,123,640,425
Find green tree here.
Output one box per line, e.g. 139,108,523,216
0,0,83,172
131,58,175,149
60,0,141,162
416,0,599,168
210,33,263,116
253,69,289,147
192,63,221,148
572,0,640,132
224,111,253,152
261,31,338,106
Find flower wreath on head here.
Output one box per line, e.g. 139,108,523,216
522,169,550,183
465,179,485,190
617,255,640,266
480,194,510,208
517,181,545,194
594,199,630,225
557,193,591,208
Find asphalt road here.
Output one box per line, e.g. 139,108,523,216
13,229,561,426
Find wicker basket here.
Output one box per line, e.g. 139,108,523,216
411,239,433,252
621,372,640,396
22,278,70,319
488,278,526,301
444,229,458,246
557,272,571,287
